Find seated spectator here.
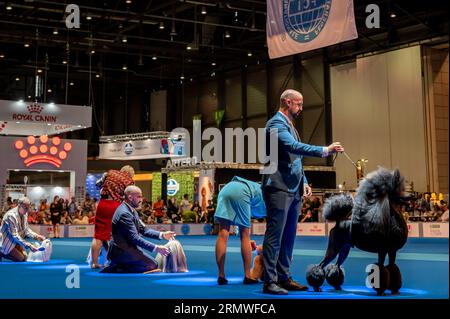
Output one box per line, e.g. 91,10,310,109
38,199,49,215
310,197,321,222
28,210,39,224
60,211,73,225
300,211,314,223
72,211,89,225
153,196,165,223
438,201,449,222
206,200,215,224
146,214,156,224
88,211,95,224
167,199,181,223
43,215,53,225
68,197,77,217
179,194,192,213
191,201,202,223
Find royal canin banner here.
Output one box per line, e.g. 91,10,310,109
0,99,91,136
267,0,358,59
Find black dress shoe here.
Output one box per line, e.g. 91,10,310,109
278,278,308,291
243,277,259,285
217,277,228,285
263,282,288,295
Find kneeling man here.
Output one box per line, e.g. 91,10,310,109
102,185,176,273
1,197,46,262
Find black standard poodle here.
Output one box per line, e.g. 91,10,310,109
306,167,409,296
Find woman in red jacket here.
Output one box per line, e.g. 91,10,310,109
89,165,135,269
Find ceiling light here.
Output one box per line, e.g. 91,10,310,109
15,77,20,81
211,62,216,66
95,74,100,78
186,45,192,50
180,74,185,80
53,28,58,35
27,95,31,98
225,30,231,38
37,69,42,73
122,36,127,43
152,55,157,60
126,0,132,3
6,4,12,10
90,49,95,54
0,54,4,58
86,15,92,20
159,22,165,30
201,6,207,15
170,22,177,36
62,60,67,64
122,65,127,70
24,43,30,48
47,88,52,93
70,82,74,86
247,51,252,57
390,12,396,18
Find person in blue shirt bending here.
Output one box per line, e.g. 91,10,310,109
214,176,266,285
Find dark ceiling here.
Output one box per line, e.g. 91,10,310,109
0,0,448,93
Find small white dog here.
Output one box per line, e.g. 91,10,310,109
27,239,52,262
155,240,188,273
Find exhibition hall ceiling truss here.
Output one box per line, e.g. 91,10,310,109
0,0,447,85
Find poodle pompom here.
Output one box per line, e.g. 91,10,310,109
386,263,402,294
324,264,345,290
306,264,325,291
373,263,390,296
322,194,353,221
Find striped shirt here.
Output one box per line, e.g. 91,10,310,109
1,207,39,255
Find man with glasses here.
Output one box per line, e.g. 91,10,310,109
261,89,344,294
0,197,46,262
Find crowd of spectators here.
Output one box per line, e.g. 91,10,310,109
136,194,216,225
1,192,447,227
0,194,98,226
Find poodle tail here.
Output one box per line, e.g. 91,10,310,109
323,194,353,221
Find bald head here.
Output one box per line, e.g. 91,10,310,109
279,89,303,120
124,185,143,208
280,89,302,109
124,185,142,196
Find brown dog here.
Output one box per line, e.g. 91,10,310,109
250,240,264,281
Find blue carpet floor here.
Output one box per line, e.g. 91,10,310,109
0,236,448,299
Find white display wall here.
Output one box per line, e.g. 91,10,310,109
330,46,428,191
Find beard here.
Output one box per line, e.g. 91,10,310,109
291,109,301,119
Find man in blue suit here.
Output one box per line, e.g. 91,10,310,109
101,185,176,273
262,89,344,294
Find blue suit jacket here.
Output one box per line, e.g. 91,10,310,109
261,111,325,194
107,202,161,264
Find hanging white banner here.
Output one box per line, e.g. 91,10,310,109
0,100,91,136
267,0,358,59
